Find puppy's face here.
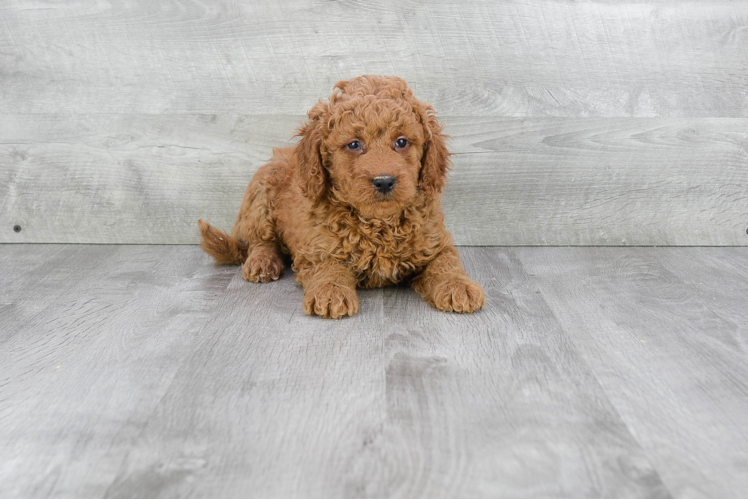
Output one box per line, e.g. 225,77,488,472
296,76,450,218
324,100,426,219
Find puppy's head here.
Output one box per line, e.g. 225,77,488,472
296,75,450,218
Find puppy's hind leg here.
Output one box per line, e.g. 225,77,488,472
231,161,286,283
241,244,284,283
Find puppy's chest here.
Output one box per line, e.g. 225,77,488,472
334,221,438,288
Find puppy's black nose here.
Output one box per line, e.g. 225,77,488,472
372,175,396,194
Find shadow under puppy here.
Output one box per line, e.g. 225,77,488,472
199,75,485,319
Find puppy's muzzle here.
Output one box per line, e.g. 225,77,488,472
372,175,396,194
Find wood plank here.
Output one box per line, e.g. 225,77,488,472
103,270,387,497
378,247,670,497
654,247,748,343
444,117,748,246
0,244,116,342
3,245,748,496
1,1,746,116
0,244,71,321
0,245,235,497
2,114,746,245
0,114,296,244
518,247,748,497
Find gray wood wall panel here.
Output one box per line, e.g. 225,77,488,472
2,114,746,245
1,114,295,244
2,1,747,245
2,0,747,117
447,117,748,246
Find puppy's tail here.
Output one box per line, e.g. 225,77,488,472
197,219,248,265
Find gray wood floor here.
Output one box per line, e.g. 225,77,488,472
1,245,747,498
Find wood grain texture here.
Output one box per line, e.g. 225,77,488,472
0,245,122,354
0,244,81,338
1,114,296,244
0,245,235,497
445,117,748,246
1,0,746,117
518,247,748,498
2,244,748,497
2,114,747,245
379,247,670,497
103,272,386,498
3,1,747,246
655,247,748,344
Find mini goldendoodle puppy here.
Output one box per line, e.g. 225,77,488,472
198,75,485,319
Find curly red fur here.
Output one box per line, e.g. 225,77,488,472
199,75,485,318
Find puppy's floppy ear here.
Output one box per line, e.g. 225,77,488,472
296,101,329,202
418,105,451,196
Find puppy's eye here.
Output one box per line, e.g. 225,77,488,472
346,141,362,151
395,138,408,149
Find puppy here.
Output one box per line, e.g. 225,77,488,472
199,75,485,319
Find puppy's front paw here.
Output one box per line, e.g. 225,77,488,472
426,276,485,313
303,283,359,319
242,246,284,283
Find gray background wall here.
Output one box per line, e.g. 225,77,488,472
2,0,746,245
